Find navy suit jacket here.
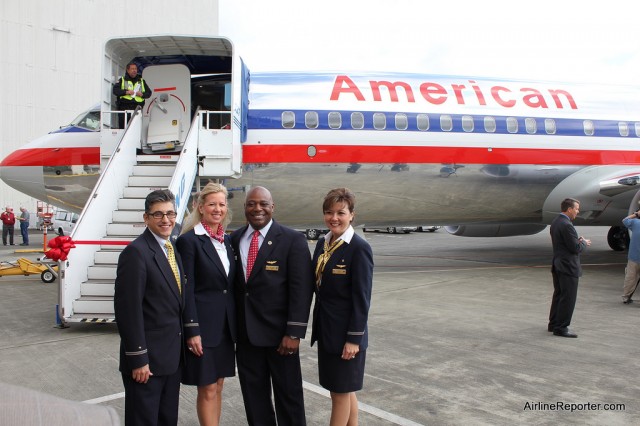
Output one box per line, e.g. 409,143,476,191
114,228,185,375
231,220,314,346
176,228,237,346
550,213,586,277
311,233,373,353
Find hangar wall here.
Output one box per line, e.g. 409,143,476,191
0,0,219,210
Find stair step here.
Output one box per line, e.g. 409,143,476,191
136,154,179,163
129,175,171,187
118,198,145,210
123,186,158,198
132,165,175,176
107,223,146,237
81,281,115,297
72,297,115,315
88,265,116,280
112,210,145,222
94,250,122,264
99,237,135,250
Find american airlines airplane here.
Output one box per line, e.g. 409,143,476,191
2,36,640,252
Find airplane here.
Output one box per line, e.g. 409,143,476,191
2,35,640,254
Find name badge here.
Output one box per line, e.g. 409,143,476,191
266,265,279,271
332,268,347,275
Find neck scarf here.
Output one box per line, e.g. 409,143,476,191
201,221,225,244
314,237,345,286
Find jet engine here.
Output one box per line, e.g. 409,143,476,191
444,224,547,237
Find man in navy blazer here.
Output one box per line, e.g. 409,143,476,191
114,189,185,425
548,197,590,338
231,186,314,426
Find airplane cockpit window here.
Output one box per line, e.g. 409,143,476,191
417,114,430,131
635,122,640,137
305,111,319,129
395,113,408,130
373,113,386,130
282,111,295,128
462,115,474,132
583,120,594,136
328,112,342,129
440,115,453,132
525,118,537,134
618,122,629,137
69,109,101,131
484,116,496,133
506,117,518,133
545,118,556,134
351,112,364,129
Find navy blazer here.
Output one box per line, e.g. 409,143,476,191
311,233,373,353
550,213,586,277
230,220,314,346
114,228,185,375
176,228,237,346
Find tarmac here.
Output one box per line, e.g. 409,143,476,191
1,225,639,425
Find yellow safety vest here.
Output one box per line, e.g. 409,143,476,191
120,77,147,103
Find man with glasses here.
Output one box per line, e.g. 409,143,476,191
114,189,185,426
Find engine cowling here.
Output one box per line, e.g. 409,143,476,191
444,224,547,237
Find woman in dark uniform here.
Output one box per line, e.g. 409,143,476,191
311,188,374,425
177,183,236,426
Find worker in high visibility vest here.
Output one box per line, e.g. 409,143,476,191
112,62,153,129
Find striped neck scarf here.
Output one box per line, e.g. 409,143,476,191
201,221,225,244
315,237,345,286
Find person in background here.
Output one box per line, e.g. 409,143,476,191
114,189,185,426
311,188,374,425
1,206,16,246
112,62,152,129
620,209,640,304
177,183,236,426
230,186,314,426
18,207,30,246
548,197,591,338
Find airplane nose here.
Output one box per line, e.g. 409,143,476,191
0,151,49,201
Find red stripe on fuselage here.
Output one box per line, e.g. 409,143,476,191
0,147,100,167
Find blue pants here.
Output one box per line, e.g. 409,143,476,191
20,222,29,245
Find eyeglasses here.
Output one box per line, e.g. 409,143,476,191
147,211,177,220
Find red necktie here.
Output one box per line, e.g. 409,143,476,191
246,230,260,279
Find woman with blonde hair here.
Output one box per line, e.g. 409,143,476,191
176,182,236,426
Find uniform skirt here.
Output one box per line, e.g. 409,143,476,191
317,341,366,393
182,326,235,386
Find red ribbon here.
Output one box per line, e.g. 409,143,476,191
46,236,77,261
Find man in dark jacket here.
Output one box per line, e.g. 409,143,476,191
112,62,152,129
548,198,591,338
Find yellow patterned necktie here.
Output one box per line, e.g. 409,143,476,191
165,240,181,294
315,237,344,286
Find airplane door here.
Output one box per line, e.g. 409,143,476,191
142,64,191,149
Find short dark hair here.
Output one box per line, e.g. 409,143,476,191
126,62,138,70
561,197,579,212
145,189,175,212
322,187,356,213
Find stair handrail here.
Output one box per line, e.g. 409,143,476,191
57,109,144,324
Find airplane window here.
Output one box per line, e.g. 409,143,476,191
417,114,430,131
583,120,594,136
351,112,364,129
373,113,386,130
545,118,556,134
619,122,629,137
484,117,496,133
395,113,408,130
282,111,295,128
635,122,640,137
525,118,537,134
305,111,319,129
440,115,453,131
462,115,474,132
328,112,342,129
506,117,518,133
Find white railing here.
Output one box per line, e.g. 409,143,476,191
169,111,201,221
58,110,143,322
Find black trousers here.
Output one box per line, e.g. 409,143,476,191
236,342,306,426
549,269,579,332
121,369,181,426
2,225,14,245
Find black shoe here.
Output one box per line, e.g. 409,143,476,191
19,243,27,246
623,297,633,304
553,329,578,338
547,325,554,332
